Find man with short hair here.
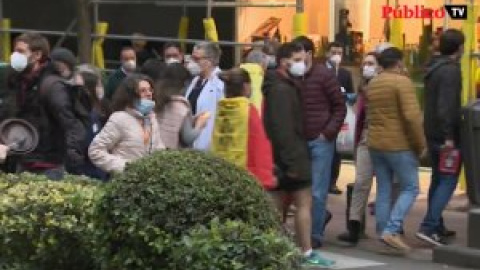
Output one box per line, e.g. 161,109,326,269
367,47,426,252
416,29,465,246
105,47,137,100
7,34,86,179
325,41,355,195
292,36,346,248
163,42,184,64
184,42,224,150
263,42,334,267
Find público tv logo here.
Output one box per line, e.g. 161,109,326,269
382,5,468,20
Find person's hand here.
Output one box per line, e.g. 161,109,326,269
0,144,9,162
318,133,327,141
194,112,211,129
286,171,298,180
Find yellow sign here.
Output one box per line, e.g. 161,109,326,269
211,97,249,168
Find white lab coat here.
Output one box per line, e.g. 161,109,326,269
185,67,224,150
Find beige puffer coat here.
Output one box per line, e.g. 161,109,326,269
366,71,426,156
88,109,165,173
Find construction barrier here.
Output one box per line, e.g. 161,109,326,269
92,22,108,69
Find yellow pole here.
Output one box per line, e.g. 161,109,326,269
1,19,11,62
91,22,108,69
293,13,307,38
203,18,219,42
178,16,189,51
459,3,477,191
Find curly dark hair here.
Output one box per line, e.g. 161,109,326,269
111,74,154,112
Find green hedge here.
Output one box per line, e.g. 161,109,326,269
95,150,284,269
0,151,298,269
172,218,302,270
0,173,102,270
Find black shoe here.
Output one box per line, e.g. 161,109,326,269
329,186,343,195
416,231,446,246
337,220,361,245
439,227,456,238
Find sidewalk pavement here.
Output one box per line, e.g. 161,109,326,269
291,162,472,269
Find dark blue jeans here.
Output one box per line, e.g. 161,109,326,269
420,142,460,234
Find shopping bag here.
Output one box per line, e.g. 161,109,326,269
336,104,356,154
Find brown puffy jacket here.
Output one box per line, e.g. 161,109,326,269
366,71,426,155
298,63,346,141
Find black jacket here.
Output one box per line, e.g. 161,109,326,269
424,55,462,144
262,70,311,181
8,65,86,168
326,61,354,94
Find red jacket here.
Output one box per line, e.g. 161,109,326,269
247,104,275,190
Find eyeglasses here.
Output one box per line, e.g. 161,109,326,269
191,55,208,62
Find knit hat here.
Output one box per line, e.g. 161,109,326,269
50,48,77,71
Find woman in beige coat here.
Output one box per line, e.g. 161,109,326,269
89,74,165,174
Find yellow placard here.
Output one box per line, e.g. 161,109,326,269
211,97,249,169
203,18,219,42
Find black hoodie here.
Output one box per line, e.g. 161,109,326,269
423,54,462,145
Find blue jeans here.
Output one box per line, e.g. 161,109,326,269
370,150,420,236
309,137,335,242
420,143,460,234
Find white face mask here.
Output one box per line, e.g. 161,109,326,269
122,60,136,72
10,52,29,72
362,66,377,79
187,61,201,76
165,58,181,65
330,54,342,66
289,61,307,77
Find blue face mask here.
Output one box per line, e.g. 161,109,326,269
134,99,155,116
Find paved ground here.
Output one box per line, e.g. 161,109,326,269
289,162,472,269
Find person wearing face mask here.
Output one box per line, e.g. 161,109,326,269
89,74,165,174
367,47,426,253
184,42,224,150
73,64,112,180
322,41,355,196
416,29,465,247
212,68,275,190
7,44,87,180
163,42,185,65
291,36,346,249
263,42,335,268
105,47,138,100
155,63,208,149
337,52,380,245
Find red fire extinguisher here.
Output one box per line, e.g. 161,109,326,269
439,147,461,175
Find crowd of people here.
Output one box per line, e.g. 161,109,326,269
0,28,466,267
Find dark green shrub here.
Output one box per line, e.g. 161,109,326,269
0,173,102,270
171,218,302,270
96,150,282,269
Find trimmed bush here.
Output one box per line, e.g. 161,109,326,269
171,218,302,270
96,150,283,269
0,173,102,270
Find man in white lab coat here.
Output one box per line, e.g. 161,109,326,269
185,42,224,150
